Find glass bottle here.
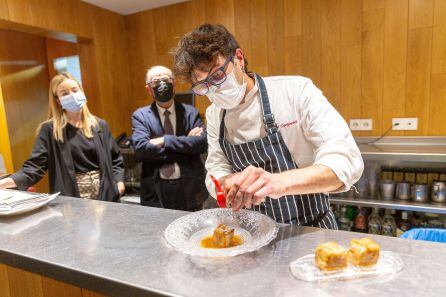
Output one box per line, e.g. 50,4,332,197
368,208,382,235
382,209,397,237
397,211,412,237
339,206,351,231
354,206,368,233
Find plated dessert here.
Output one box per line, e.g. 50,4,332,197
315,237,381,271
199,224,244,249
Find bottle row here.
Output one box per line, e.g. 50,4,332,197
332,204,446,237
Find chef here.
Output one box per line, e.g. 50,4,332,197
171,24,364,228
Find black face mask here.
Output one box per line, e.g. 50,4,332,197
152,81,174,102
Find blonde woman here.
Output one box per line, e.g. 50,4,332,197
0,72,125,201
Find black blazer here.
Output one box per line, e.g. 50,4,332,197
11,118,124,202
131,102,208,210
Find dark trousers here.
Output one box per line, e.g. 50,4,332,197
158,178,203,211
158,178,186,210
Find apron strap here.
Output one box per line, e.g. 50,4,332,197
255,74,278,135
219,109,227,141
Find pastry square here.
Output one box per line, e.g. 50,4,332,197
315,241,348,271
212,224,234,248
348,237,380,267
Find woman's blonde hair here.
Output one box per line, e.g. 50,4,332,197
46,72,98,142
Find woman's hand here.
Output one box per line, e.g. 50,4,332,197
0,177,17,189
117,181,125,196
222,166,287,211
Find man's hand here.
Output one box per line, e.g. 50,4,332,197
222,166,287,211
188,127,203,137
117,181,125,196
149,137,164,147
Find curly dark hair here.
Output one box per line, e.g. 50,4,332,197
171,24,248,82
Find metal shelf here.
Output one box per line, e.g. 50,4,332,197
355,136,446,163
330,196,446,214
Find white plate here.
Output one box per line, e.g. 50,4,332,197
164,208,278,257
0,193,59,216
289,251,404,282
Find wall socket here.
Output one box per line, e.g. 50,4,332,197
392,118,418,130
349,119,373,131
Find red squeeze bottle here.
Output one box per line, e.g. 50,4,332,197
210,175,226,208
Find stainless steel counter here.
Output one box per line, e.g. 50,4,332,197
0,196,445,297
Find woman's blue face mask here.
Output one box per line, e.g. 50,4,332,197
59,91,86,111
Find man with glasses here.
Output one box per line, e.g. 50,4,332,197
131,66,208,211
172,24,364,227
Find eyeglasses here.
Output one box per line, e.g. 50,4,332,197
146,77,173,88
190,55,234,96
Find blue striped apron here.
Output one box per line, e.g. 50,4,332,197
218,74,338,229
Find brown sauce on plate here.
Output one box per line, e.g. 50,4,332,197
199,235,244,249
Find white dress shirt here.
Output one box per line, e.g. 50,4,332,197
205,75,364,197
156,103,181,179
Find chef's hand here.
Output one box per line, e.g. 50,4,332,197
150,137,164,147
117,181,125,197
188,127,203,137
223,166,286,211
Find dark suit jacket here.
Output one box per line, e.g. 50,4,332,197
11,118,124,202
131,102,208,210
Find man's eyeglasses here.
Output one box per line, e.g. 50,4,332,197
146,77,173,88
191,55,234,96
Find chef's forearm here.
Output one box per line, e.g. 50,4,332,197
281,164,343,195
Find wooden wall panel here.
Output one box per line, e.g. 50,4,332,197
0,29,50,191
432,0,446,75
0,264,11,297
283,0,303,75
204,0,235,33
407,0,434,132
0,82,14,173
125,9,157,112
382,0,408,136
361,7,384,136
248,0,269,76
409,0,433,29
125,0,446,136
0,264,107,297
302,0,321,86
406,32,433,136
234,0,252,64
320,0,341,111
430,73,446,135
41,276,83,297
88,7,131,134
1,0,131,136
340,0,362,121
6,265,44,297
363,0,385,11
266,0,285,76
0,0,9,19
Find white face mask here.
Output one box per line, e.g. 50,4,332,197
207,65,247,110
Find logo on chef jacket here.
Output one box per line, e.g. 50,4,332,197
278,120,298,129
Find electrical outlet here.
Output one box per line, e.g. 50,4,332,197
349,119,373,131
392,118,418,130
